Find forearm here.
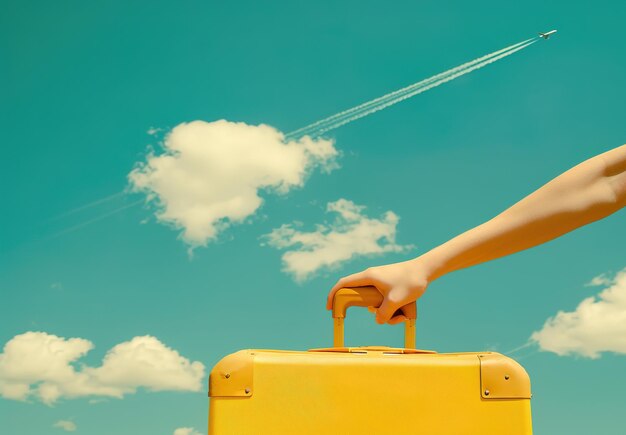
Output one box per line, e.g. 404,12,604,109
417,145,626,281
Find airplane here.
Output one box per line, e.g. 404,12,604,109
539,30,557,39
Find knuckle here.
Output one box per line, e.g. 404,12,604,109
364,267,376,278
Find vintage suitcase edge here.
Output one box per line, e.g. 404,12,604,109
208,349,532,401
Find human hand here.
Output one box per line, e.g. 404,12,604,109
327,258,433,324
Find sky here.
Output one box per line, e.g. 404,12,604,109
1,0,625,434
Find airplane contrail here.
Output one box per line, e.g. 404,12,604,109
50,37,541,237
309,40,537,135
287,38,533,138
49,191,125,221
48,199,143,239
287,37,538,139
503,341,534,356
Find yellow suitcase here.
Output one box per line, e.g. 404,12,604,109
209,287,532,434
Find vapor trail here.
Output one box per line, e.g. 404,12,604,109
49,191,125,221
287,38,537,139
287,38,532,139
503,341,534,356
56,38,540,238
48,199,143,239
309,40,537,135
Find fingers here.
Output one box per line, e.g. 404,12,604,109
375,298,399,324
388,314,408,325
326,270,375,310
368,307,407,324
369,308,406,324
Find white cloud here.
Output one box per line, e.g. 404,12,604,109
0,332,205,405
531,268,626,358
174,428,203,435
129,120,337,248
263,199,412,281
53,420,77,432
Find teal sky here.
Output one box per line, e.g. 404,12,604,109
2,1,625,434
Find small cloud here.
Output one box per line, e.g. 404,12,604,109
586,273,612,287
147,127,162,136
129,120,338,249
174,428,203,435
88,398,108,404
483,343,500,352
0,332,205,405
263,199,412,281
50,283,63,290
53,420,77,432
530,268,626,358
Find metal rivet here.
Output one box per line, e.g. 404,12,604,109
484,389,490,396
245,388,251,394
224,373,231,379
504,375,510,380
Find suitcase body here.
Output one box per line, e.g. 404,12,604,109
209,288,532,434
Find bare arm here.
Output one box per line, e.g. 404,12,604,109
328,144,626,324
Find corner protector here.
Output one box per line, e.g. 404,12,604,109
479,352,531,400
209,350,254,398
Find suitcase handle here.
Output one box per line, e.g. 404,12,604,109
331,286,416,349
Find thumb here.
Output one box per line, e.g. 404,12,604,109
375,299,398,324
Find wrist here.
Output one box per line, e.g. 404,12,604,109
410,249,449,283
